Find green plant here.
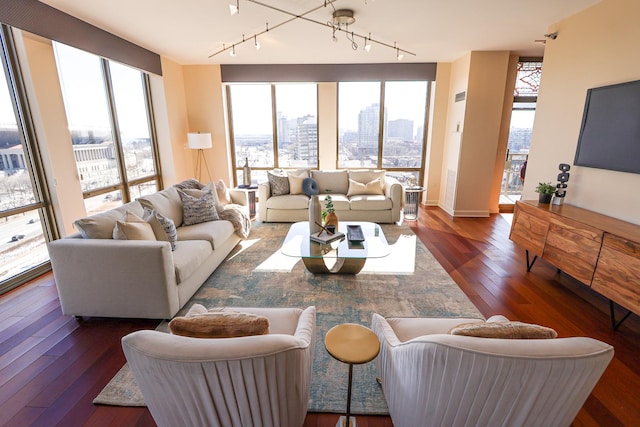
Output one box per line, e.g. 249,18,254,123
535,182,556,195
324,195,335,214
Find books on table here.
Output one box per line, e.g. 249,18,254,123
310,230,345,244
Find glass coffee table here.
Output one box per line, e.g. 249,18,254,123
281,221,390,274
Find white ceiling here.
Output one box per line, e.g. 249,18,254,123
40,0,601,65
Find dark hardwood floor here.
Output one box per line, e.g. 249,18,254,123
1,205,638,426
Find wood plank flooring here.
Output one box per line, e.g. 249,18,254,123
1,205,638,426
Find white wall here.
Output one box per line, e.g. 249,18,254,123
525,0,640,224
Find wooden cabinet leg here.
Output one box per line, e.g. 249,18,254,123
610,300,633,331
526,250,538,272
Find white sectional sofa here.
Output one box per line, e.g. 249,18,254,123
259,169,403,223
48,181,249,320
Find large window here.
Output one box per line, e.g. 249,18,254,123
501,58,543,204
54,42,160,214
339,81,429,185
0,26,56,293
227,83,318,185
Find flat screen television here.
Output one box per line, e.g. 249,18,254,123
574,79,640,174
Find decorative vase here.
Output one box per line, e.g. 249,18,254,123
242,157,252,187
309,195,322,235
325,212,339,230
538,193,553,204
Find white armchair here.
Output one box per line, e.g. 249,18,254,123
122,306,316,427
372,314,614,427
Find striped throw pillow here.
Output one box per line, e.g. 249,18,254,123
178,189,219,226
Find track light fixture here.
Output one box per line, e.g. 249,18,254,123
364,33,372,52
209,0,415,60
229,44,236,57
229,0,239,15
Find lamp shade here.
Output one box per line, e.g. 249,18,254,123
187,133,212,149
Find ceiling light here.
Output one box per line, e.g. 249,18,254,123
364,33,372,52
332,9,355,26
229,0,239,15
229,45,236,57
396,44,404,61
254,35,261,50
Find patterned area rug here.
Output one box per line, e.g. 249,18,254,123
94,222,482,413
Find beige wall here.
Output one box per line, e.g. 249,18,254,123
423,64,450,206
182,65,231,184
150,57,189,186
525,0,640,224
14,31,85,236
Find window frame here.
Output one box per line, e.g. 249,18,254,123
0,24,58,294
226,83,320,185
54,42,162,205
337,80,431,185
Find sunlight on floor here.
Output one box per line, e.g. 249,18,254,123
254,249,300,272
361,234,416,274
500,213,514,226
226,238,261,260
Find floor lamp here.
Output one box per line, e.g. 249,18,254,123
187,132,212,183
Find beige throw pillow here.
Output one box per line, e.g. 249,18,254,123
215,179,232,205
288,172,308,195
113,211,156,241
169,312,270,338
449,320,558,339
347,178,383,196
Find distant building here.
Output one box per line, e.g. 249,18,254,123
387,118,414,141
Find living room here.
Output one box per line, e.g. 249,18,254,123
1,0,640,426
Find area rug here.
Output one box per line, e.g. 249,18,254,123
94,222,482,413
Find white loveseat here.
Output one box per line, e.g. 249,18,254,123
48,181,249,319
259,169,403,223
122,306,316,427
372,314,614,427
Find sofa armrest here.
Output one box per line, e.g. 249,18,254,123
48,238,179,318
258,182,271,221
384,176,403,222
228,188,248,206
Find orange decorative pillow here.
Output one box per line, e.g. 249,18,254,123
169,312,270,338
449,320,558,339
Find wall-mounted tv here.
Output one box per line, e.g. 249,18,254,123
574,79,640,174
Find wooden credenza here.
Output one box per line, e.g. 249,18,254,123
510,200,640,327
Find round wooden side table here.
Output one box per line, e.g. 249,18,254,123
324,323,381,427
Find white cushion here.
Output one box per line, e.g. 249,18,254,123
288,172,308,195
112,211,157,241
266,194,310,210
349,170,387,191
176,219,235,250
349,194,392,210
347,178,384,196
311,170,349,195
74,201,144,239
172,240,213,284
138,187,184,227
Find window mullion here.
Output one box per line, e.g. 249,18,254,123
377,81,386,169
101,59,129,202
142,74,163,189
271,84,279,169
226,85,238,186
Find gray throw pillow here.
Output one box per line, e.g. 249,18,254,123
178,189,219,226
268,170,290,196
144,208,178,250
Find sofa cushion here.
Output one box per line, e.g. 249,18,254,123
349,170,387,191
169,311,270,338
288,172,309,195
74,201,144,239
319,194,350,211
112,211,157,241
268,170,290,196
172,240,213,284
138,186,184,227
176,219,235,250
449,320,558,339
266,194,311,210
312,170,349,194
215,179,232,205
179,189,220,226
174,178,204,191
347,178,384,196
144,209,177,250
349,194,392,210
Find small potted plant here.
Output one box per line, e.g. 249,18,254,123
535,182,556,204
324,195,339,229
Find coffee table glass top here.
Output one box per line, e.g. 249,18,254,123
281,221,390,260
